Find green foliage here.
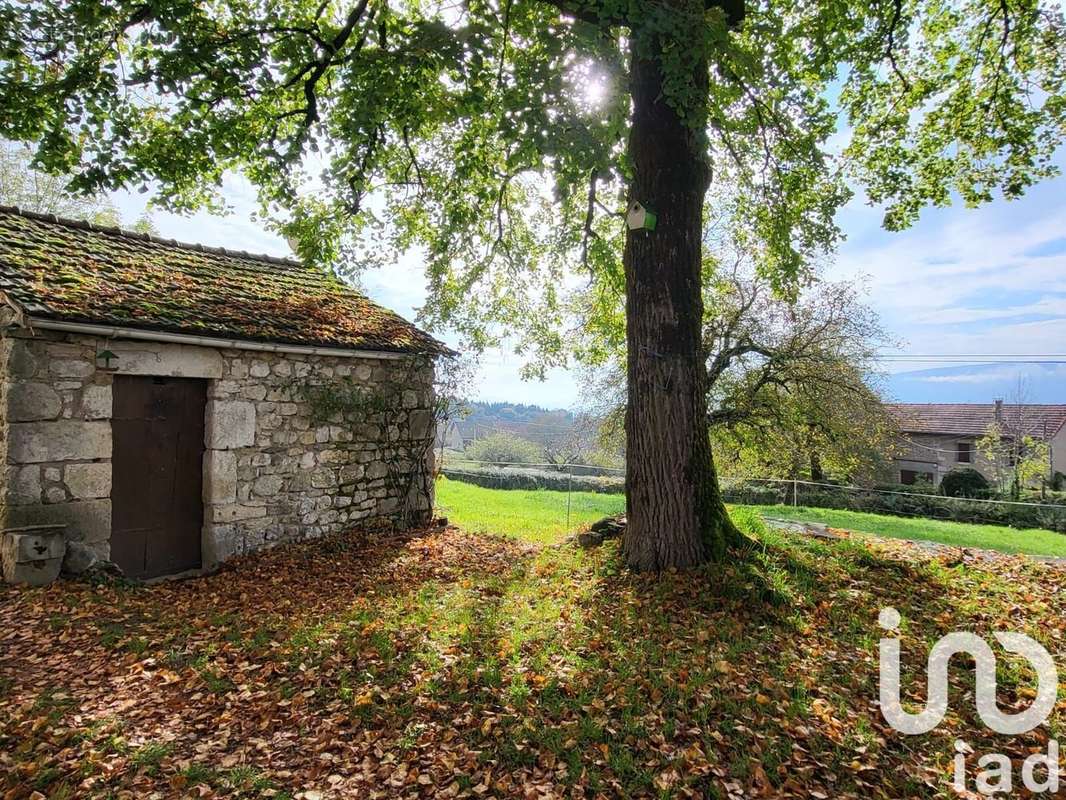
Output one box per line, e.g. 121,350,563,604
977,422,1052,496
0,140,119,224
465,432,544,465
939,468,991,498
0,0,1061,368
588,270,897,482
290,377,388,426
441,464,623,493
726,505,769,539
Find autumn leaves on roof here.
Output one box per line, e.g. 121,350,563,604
0,206,450,356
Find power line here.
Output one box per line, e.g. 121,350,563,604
873,353,1066,365
877,353,1066,358
878,359,1066,365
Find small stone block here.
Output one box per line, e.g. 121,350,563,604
3,529,67,562
1,526,67,586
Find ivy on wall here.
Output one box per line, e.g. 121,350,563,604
288,376,390,426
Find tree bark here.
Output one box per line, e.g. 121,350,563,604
621,43,740,571
810,451,824,482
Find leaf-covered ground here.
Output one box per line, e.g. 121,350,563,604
2,514,1064,799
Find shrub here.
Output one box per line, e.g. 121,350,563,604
940,468,991,498
465,432,543,465
440,465,624,494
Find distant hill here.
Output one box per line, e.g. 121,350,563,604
457,401,577,445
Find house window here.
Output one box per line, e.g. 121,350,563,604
957,442,972,463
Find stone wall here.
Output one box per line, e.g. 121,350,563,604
202,347,436,564
1,331,114,556
0,328,436,573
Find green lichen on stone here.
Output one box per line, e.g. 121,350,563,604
0,208,448,355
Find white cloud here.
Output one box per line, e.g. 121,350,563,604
831,173,1066,371
917,366,1035,384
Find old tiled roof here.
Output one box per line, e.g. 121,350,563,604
887,403,1066,439
0,206,450,355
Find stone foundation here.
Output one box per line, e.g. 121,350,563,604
0,328,436,575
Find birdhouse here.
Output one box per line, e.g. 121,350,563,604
626,200,657,231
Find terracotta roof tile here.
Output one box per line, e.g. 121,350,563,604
0,206,451,356
887,403,1066,438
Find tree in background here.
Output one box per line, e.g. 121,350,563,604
2,0,1063,569
589,264,896,483
976,382,1054,498
702,268,896,483
130,212,160,236
466,432,544,466
0,141,119,224
540,414,623,469
977,423,1051,499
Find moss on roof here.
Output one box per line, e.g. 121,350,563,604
0,206,450,355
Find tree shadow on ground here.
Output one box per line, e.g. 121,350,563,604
2,523,1060,799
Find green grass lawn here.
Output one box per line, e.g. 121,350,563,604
748,503,1066,558
436,477,1066,557
435,476,625,543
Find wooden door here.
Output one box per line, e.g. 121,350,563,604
111,375,206,578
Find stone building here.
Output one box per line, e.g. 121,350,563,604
0,206,449,583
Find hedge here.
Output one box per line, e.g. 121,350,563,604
720,482,1066,534
440,465,624,494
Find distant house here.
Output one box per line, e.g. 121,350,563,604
886,401,1066,486
435,419,478,452
0,206,449,583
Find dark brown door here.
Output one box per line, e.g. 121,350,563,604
111,375,206,578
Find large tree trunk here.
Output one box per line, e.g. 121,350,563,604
621,44,740,571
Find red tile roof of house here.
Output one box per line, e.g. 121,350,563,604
887,403,1066,439
0,206,451,355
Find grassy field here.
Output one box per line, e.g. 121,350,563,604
436,477,1066,557
436,477,625,543
746,504,1066,558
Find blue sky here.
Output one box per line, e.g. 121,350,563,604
828,164,1066,404
110,163,1066,409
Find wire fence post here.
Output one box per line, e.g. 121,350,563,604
566,465,573,531
792,479,798,507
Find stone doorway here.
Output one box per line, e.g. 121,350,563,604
110,375,206,578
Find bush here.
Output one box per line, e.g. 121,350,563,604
440,465,624,494
940,468,991,498
465,432,543,465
